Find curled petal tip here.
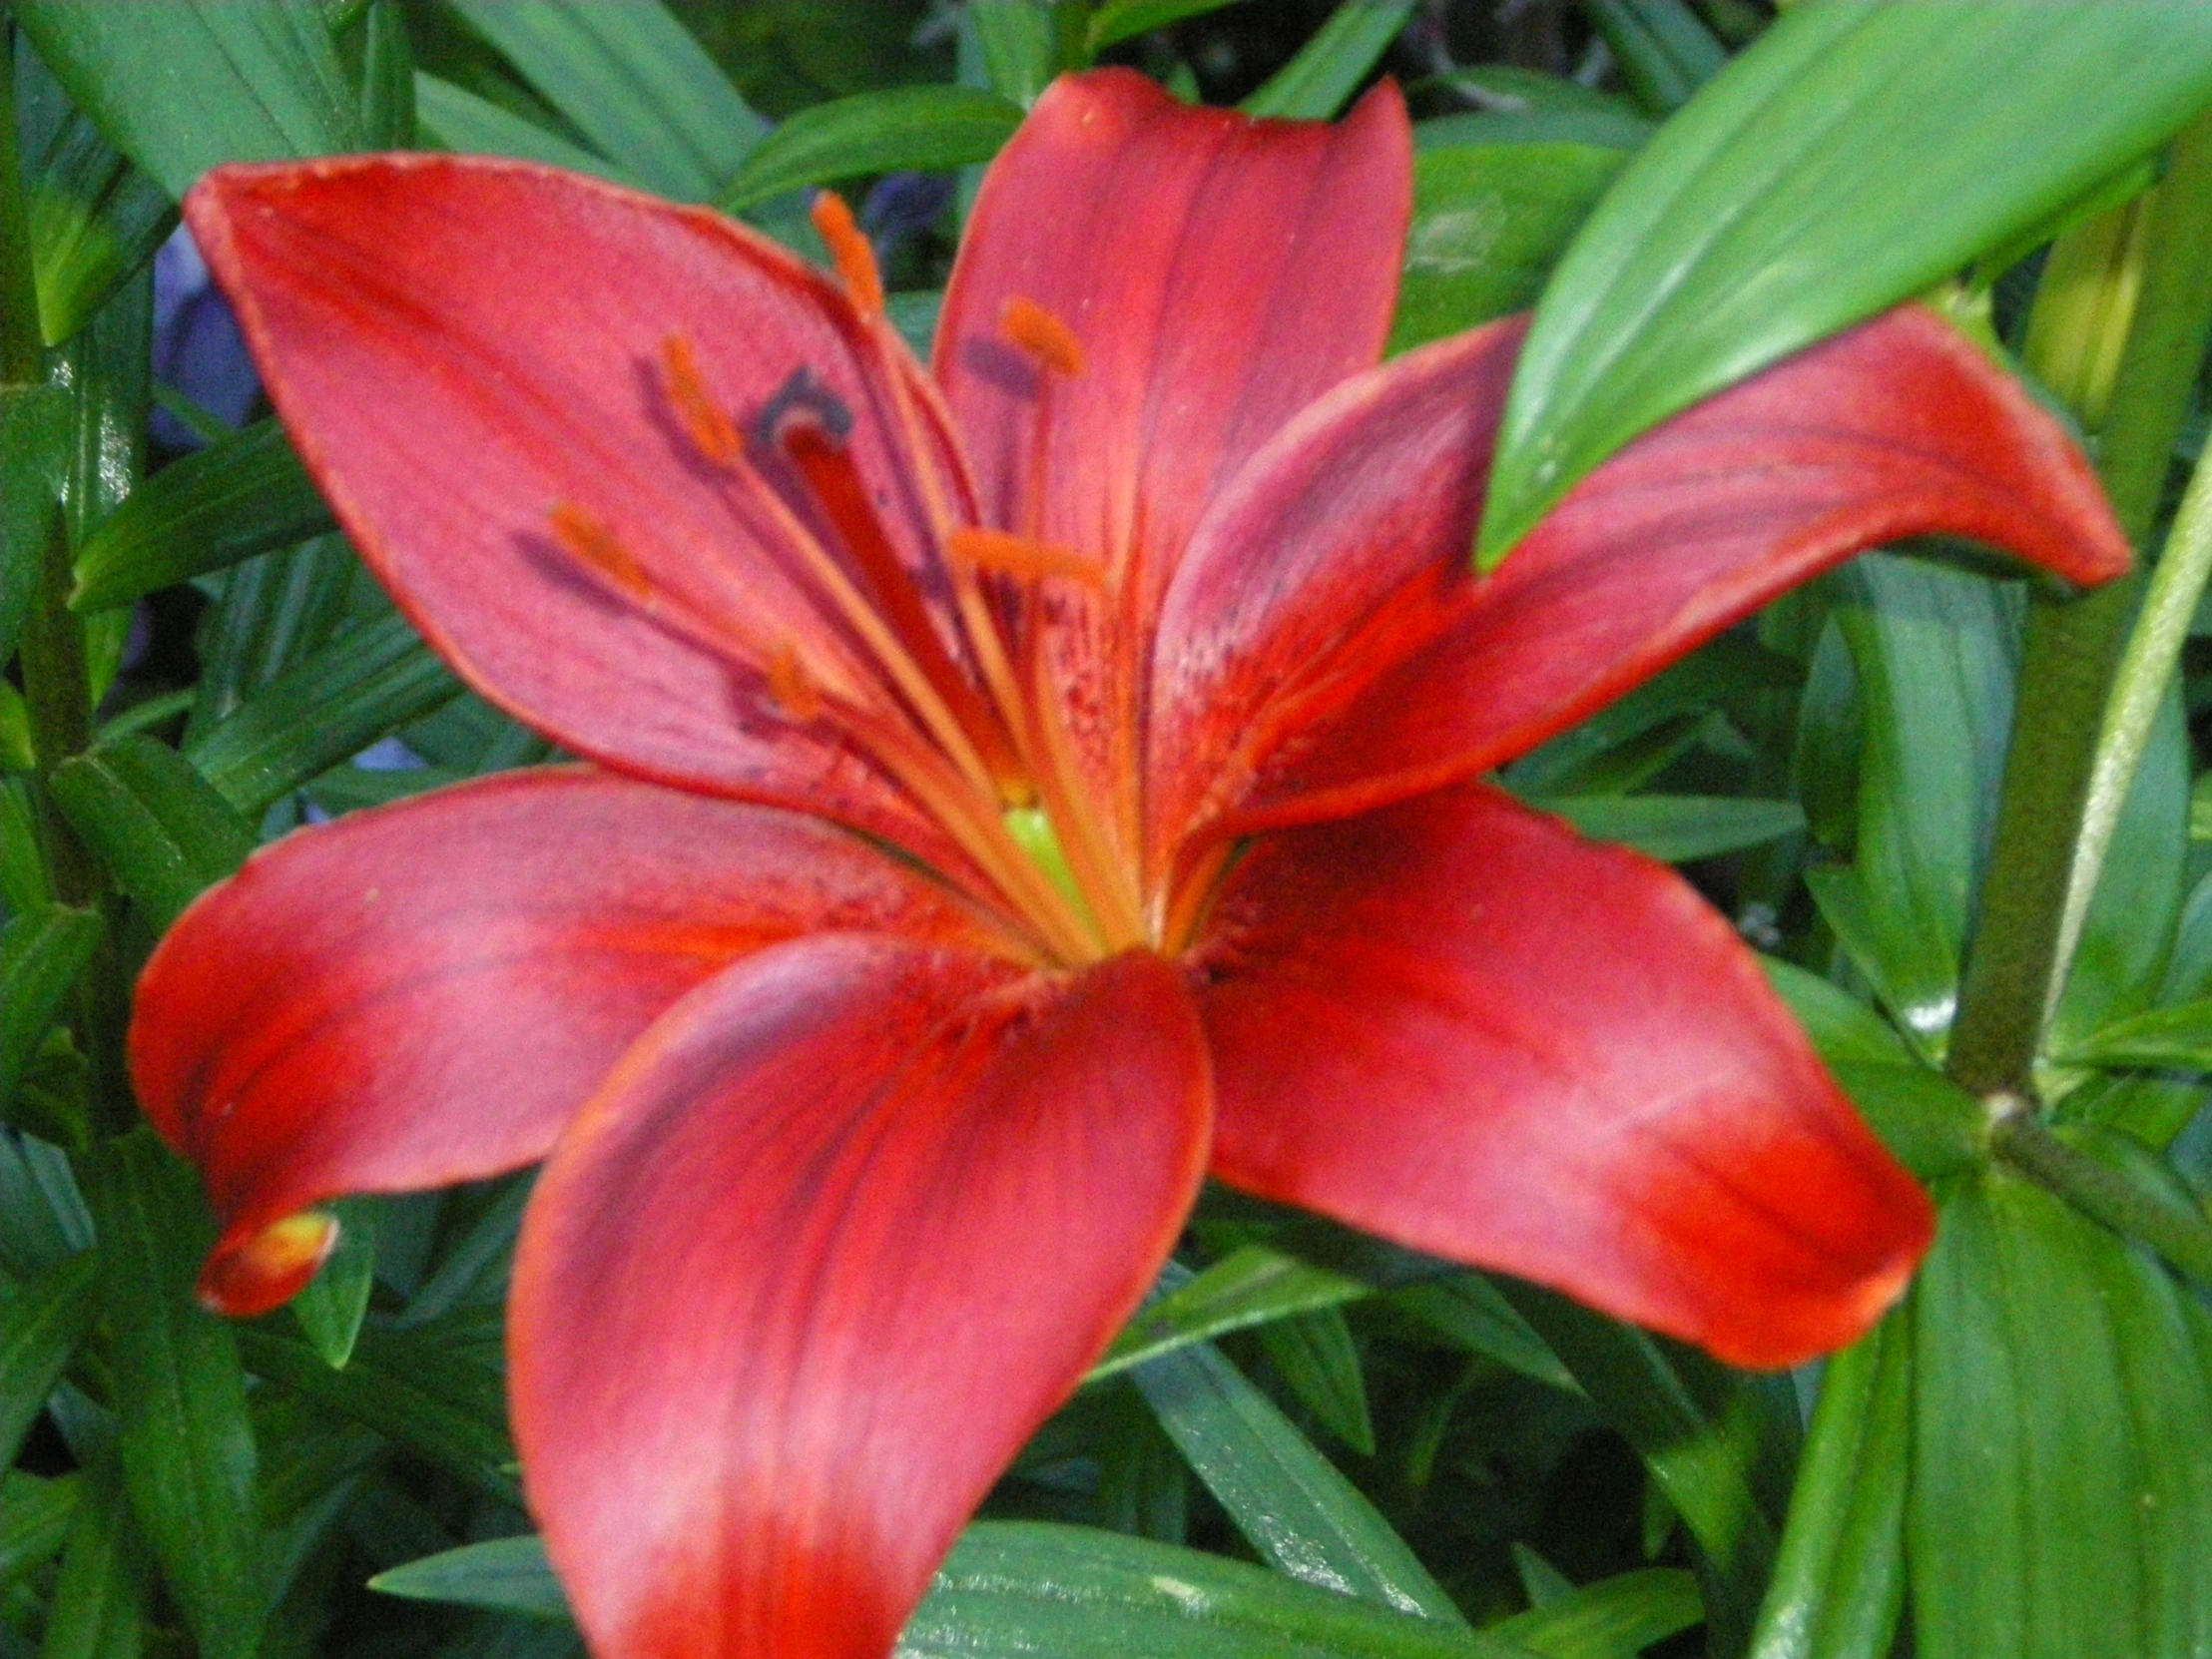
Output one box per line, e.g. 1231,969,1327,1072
198,1210,339,1318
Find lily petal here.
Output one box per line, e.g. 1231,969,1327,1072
937,68,1407,862
185,157,981,875
128,771,993,1316
511,937,1208,1659
1192,783,1935,1370
1152,307,2131,858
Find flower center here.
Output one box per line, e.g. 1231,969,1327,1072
547,197,1149,970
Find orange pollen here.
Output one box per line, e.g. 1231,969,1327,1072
659,334,745,467
811,192,884,321
548,503,654,606
767,643,825,723
1000,295,1084,377
947,526,1103,588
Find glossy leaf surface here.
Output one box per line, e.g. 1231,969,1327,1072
722,87,1025,210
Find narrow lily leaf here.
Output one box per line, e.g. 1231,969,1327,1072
1496,1283,1790,1656
0,1251,98,1470
2063,996,2212,1071
1088,0,1243,52
1760,958,1909,1066
1479,2,2212,563
82,1132,264,1659
0,904,102,1120
1387,1274,1575,1393
1390,143,1626,352
11,0,357,200
35,1456,150,1659
188,532,356,736
965,2,1064,105
0,1470,78,1592
721,87,1024,211
410,72,638,186
238,1319,521,1505
0,385,72,671
1825,1062,1987,1186
286,1195,378,1370
356,1,413,148
1091,1245,1371,1382
1489,1568,1703,1659
1584,0,1726,115
371,1535,571,1622
1414,110,1652,153
1242,0,1416,120
1746,1316,1910,1659
186,613,461,817
49,737,256,934
372,1523,1545,1659
1911,1169,2212,1659
1534,796,1804,864
22,67,175,346
445,0,764,202
1257,1307,1377,1455
0,1131,92,1283
71,417,333,613
1804,556,2016,1064
1134,1340,1466,1624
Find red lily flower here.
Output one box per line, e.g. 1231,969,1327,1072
134,69,2126,1659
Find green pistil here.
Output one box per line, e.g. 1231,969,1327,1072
1002,804,1098,933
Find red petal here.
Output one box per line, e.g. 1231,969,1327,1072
128,770,994,1314
1152,307,2131,858
936,69,1408,866
1192,784,1935,1369
511,938,1208,1659
185,158,979,874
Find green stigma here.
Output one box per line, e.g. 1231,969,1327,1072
1002,804,1095,928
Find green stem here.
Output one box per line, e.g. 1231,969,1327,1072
1993,1111,2212,1289
1946,113,2212,1097
2047,417,2212,1015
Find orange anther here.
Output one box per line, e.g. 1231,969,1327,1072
947,526,1103,588
660,334,744,468
766,643,825,723
999,296,1084,377
811,192,884,321
548,503,655,606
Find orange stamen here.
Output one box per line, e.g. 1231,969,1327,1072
811,192,884,321
1000,296,1085,377
660,334,744,468
947,526,1104,588
548,503,654,606
766,643,824,723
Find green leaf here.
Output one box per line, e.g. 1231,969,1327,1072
1414,66,1644,122
1489,1567,1703,1659
1583,0,1726,116
370,1534,570,1622
71,418,333,614
0,1469,78,1593
1090,1245,1371,1382
1826,1061,1988,1184
411,71,639,186
722,86,1024,211
0,903,102,1123
964,2,1067,106
237,1318,521,1505
1088,0,1244,53
187,532,358,737
287,1196,378,1370
1257,1306,1376,1456
1494,1282,1791,1655
1134,1339,1465,1624
1759,956,1911,1066
2063,995,2212,1071
1413,110,1653,153
1386,1274,1576,1393
1241,0,1416,120
1478,2,2212,563
187,613,461,818
1535,795,1804,863
49,736,256,934
81,1131,264,1659
1911,1168,2212,1658
0,384,72,672
0,1250,97,1470
20,48,175,347
0,1129,92,1283
1804,557,2017,1064
445,0,765,202
1390,144,1626,351
355,1,415,149
12,0,359,200
1746,1315,1909,1659
34,1455,151,1659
